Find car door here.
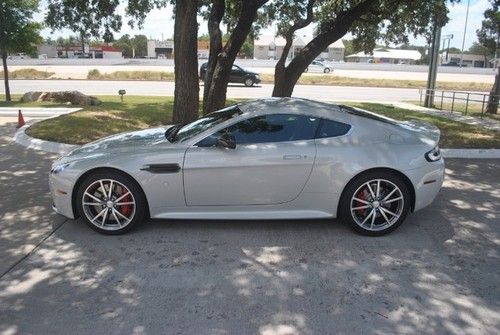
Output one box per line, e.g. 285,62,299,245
229,65,243,83
183,113,319,206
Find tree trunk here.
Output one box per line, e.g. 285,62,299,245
173,0,199,124
486,69,500,114
272,0,373,97
2,52,11,102
202,0,224,114
203,1,268,114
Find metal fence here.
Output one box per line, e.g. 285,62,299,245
418,88,499,118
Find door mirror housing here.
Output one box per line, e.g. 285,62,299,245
216,132,236,149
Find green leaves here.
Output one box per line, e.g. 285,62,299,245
0,0,42,54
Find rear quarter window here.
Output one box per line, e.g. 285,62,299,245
316,119,351,138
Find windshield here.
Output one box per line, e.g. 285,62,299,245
170,105,242,143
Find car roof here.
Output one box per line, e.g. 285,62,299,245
236,97,350,122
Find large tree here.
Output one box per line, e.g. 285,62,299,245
173,0,199,124
271,0,453,97
477,0,500,114
46,0,200,123
202,0,270,114
0,0,42,101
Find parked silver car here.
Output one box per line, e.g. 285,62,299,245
50,98,444,235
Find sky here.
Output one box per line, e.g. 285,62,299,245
37,0,490,51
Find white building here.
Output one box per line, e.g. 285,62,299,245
346,48,422,64
147,40,174,59
254,35,345,61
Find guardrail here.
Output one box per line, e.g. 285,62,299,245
418,88,499,118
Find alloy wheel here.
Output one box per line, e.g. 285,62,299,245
82,179,136,231
350,179,404,232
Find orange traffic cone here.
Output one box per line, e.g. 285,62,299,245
17,109,25,128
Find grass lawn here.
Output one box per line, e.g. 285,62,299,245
1,94,498,148
0,69,54,79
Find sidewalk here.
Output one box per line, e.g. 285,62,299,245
389,102,500,132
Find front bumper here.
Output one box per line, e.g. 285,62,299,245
49,172,76,219
406,158,445,212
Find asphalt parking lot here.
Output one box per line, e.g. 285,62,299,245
0,119,499,334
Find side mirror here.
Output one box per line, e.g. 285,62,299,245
216,132,236,149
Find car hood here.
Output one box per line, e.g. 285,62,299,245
62,126,175,161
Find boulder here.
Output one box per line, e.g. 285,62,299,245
20,91,101,106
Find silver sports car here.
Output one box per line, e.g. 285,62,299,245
49,98,444,236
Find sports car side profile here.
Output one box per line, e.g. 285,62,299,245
49,98,444,235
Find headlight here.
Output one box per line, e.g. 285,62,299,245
255,75,260,79
50,162,71,174
425,145,441,162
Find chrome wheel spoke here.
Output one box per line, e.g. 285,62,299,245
353,197,370,205
101,209,109,226
376,180,380,198
366,182,376,199
108,180,114,198
111,210,122,227
115,191,130,202
91,208,107,223
382,187,398,202
83,202,102,206
84,192,102,203
113,208,131,224
380,206,398,218
383,196,403,204
352,205,370,211
379,208,391,225
360,209,374,226
115,202,134,206
370,209,377,229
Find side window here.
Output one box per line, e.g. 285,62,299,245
316,119,351,138
198,114,318,146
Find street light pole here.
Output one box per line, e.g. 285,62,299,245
425,23,442,107
459,0,470,67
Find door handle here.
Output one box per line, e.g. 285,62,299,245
283,154,303,160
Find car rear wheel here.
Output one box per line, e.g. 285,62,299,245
340,171,410,236
76,171,147,235
324,68,331,73
244,77,254,87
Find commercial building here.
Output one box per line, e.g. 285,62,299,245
441,53,490,68
345,48,422,64
147,40,174,58
253,36,345,61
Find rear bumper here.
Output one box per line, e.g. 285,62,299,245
405,158,445,212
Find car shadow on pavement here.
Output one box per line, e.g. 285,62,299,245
0,148,499,334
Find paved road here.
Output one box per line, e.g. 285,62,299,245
3,79,421,102
0,120,499,334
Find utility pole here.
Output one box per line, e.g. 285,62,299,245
441,34,453,63
425,23,442,108
459,0,470,67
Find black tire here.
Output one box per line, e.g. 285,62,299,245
76,171,147,235
339,171,411,236
324,67,331,73
244,77,254,87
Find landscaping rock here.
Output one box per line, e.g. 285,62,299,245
21,91,101,106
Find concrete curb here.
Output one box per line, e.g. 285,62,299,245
441,148,500,159
14,123,78,154
14,122,500,158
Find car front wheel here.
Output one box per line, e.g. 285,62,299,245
340,172,411,236
324,68,331,73
76,171,147,235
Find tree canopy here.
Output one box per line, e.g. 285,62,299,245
0,0,42,101
477,0,500,58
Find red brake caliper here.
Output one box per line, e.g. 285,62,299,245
355,189,370,216
118,186,133,216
